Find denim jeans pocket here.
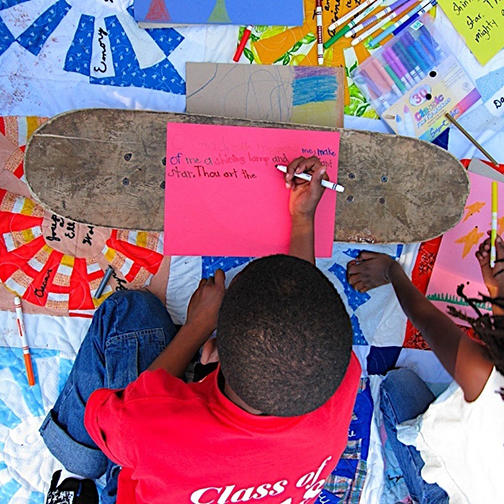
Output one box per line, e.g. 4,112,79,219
104,328,167,389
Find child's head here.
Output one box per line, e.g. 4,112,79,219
448,286,504,376
478,315,504,377
217,254,353,417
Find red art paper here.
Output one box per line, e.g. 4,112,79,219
164,123,340,257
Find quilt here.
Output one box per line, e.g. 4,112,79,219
0,116,450,502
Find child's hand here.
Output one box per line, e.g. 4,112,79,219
347,251,398,292
186,269,226,337
286,156,328,219
476,232,504,297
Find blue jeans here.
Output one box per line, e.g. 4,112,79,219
380,368,449,504
39,291,178,503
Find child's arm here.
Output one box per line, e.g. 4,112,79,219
476,232,504,315
347,252,493,401
148,270,225,377
285,156,327,264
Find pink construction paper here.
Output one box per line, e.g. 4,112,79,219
426,171,504,325
164,123,340,257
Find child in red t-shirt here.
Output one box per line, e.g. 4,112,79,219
40,157,361,504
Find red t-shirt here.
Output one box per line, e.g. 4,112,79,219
84,352,361,504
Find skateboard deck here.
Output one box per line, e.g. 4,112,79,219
25,108,469,243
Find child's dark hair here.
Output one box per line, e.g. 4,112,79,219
447,284,504,376
217,254,353,417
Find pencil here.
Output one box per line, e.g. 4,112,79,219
275,164,345,192
444,113,498,165
491,181,498,268
14,296,35,386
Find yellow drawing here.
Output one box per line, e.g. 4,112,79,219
455,226,484,258
462,201,485,222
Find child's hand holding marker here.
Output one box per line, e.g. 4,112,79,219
476,231,504,302
281,156,329,219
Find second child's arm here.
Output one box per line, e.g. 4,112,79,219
347,252,493,401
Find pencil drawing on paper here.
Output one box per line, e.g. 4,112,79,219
186,63,344,128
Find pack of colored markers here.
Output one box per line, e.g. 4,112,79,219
351,14,481,142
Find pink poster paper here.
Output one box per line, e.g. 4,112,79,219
426,171,504,325
164,123,340,257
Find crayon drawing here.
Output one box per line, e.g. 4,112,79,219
186,63,344,128
134,0,304,26
426,171,504,324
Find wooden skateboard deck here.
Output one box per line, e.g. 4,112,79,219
25,108,469,243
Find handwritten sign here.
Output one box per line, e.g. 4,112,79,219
489,85,504,116
164,123,340,257
438,0,504,65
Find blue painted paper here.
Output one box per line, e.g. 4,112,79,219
134,0,304,26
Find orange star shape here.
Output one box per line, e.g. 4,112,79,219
498,216,504,235
455,226,484,258
462,201,486,222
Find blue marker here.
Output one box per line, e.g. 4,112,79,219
370,0,436,47
418,26,440,64
417,31,436,65
393,41,422,82
396,39,425,80
412,31,436,68
404,33,431,72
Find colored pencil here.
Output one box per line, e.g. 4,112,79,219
491,181,498,268
368,0,434,47
316,0,324,65
233,25,253,62
324,1,384,49
345,0,411,37
351,0,419,46
14,296,35,386
328,0,378,30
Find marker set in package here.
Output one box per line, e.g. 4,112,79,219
352,15,481,142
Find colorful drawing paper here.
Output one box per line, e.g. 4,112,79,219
426,170,504,325
438,0,504,65
186,63,344,128
164,123,340,257
134,0,304,26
